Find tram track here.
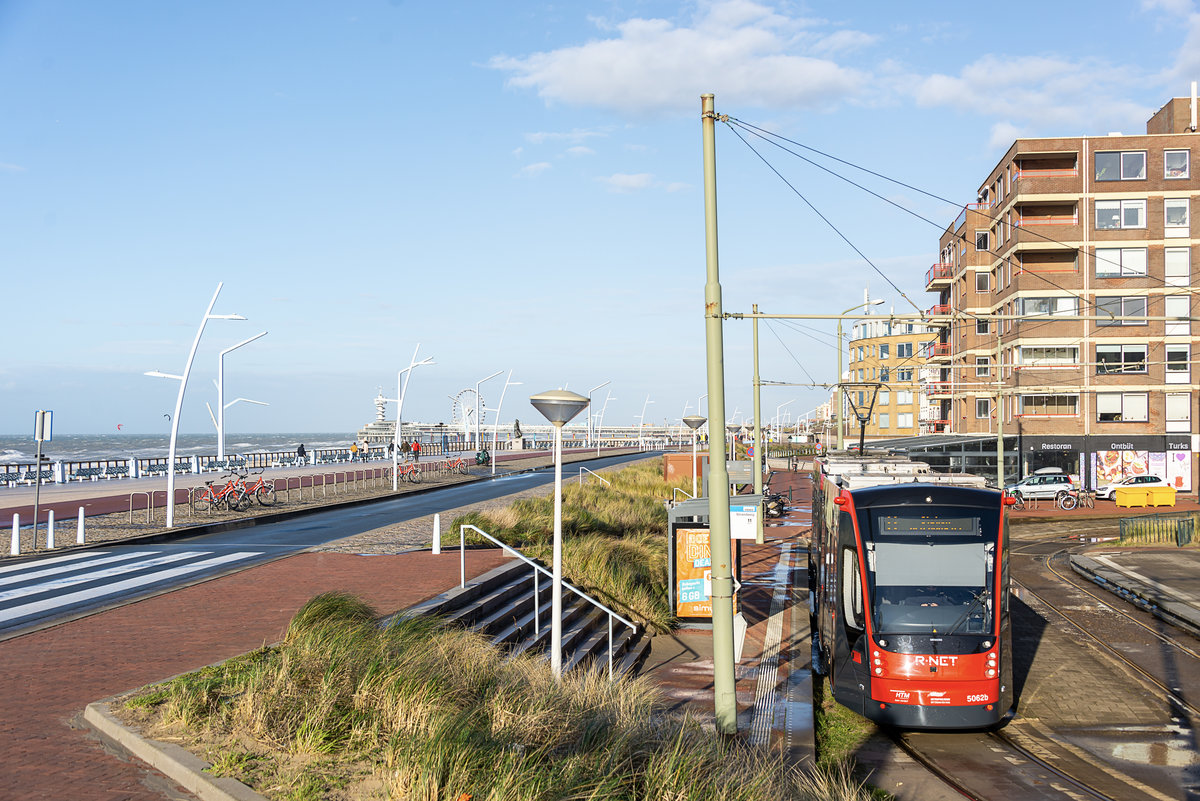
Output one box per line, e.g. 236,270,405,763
886,528,1197,801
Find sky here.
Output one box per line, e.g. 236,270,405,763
2,0,1199,436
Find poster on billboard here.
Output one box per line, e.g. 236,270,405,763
669,525,740,622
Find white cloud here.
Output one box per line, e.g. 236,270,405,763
0,162,26,172
490,1,869,116
1142,0,1195,15
810,29,879,56
665,182,690,192
518,162,552,176
988,122,1024,151
912,54,1154,136
566,146,595,157
598,172,655,192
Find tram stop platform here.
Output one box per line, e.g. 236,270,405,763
1070,549,1200,637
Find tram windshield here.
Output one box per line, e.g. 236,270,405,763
865,511,995,636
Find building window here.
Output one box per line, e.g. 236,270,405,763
1095,296,1148,326
975,271,990,292
1095,247,1148,277
1097,392,1148,423
976,318,990,334
1166,345,1190,384
878,413,890,429
1095,199,1146,230
879,366,890,382
1166,393,1191,433
879,343,889,359
897,412,913,428
1019,395,1078,416
1094,150,1146,181
1166,295,1191,336
975,356,991,377
896,390,914,405
1165,198,1190,237
975,230,990,251
1166,248,1190,287
897,342,913,358
1019,296,1077,317
1165,149,1190,179
1096,344,1147,374
878,390,890,405
897,368,913,381
1019,346,1079,367
976,398,991,419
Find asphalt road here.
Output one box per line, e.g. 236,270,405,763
0,451,650,639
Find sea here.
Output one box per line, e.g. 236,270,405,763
0,433,354,465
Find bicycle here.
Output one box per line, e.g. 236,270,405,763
194,474,251,512
1008,491,1026,511
1077,489,1096,509
1056,489,1078,511
397,463,423,484
446,457,468,475
234,468,276,506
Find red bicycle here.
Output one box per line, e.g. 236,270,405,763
194,474,251,512
234,468,276,506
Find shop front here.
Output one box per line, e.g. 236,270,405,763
1021,436,1082,484
1088,435,1192,493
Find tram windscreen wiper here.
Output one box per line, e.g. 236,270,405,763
946,590,988,636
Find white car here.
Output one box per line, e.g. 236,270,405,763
1096,474,1170,500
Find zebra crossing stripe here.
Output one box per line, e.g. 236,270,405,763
0,552,206,602
0,551,96,576
0,552,261,625
0,551,159,589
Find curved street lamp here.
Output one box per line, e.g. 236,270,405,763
529,389,590,679
683,415,707,498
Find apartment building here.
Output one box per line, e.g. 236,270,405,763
843,317,938,441
925,93,1198,491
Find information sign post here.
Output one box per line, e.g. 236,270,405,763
32,410,52,545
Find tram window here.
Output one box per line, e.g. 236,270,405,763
841,548,864,630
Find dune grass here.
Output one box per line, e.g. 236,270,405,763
123,592,875,801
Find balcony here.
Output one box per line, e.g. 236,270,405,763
925,303,951,317
925,263,954,290
923,381,952,398
921,419,952,434
923,342,952,361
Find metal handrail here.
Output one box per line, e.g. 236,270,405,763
458,523,637,677
577,467,611,487
672,487,695,502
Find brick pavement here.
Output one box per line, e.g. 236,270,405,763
0,549,511,801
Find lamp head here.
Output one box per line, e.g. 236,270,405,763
683,415,707,430
530,389,589,428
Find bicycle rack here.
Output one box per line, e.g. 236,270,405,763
128,492,151,524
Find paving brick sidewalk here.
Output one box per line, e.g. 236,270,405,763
0,549,511,800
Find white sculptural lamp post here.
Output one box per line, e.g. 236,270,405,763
529,389,590,679
683,415,707,498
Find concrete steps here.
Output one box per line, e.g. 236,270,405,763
401,558,650,676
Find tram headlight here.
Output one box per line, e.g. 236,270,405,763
982,640,992,649
986,668,996,678
874,667,883,675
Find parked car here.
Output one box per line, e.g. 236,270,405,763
1095,474,1169,500
1004,470,1076,500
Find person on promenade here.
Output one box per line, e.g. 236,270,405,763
350,442,359,462
296,443,306,461
400,440,411,462
412,440,421,462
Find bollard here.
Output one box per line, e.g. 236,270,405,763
11,514,19,556
46,510,55,550
432,513,441,555
77,506,85,545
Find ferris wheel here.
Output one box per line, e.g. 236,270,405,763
450,388,486,439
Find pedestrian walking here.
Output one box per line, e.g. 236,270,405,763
412,440,421,462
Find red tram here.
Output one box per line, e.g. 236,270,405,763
809,455,1013,729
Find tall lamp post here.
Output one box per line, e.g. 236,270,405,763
214,331,268,460
638,395,654,449
836,298,883,450
475,370,503,450
488,370,521,476
530,389,590,679
683,415,706,498
145,282,246,529
587,381,610,446
774,399,795,443
391,345,435,491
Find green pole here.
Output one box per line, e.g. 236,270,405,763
996,329,1003,489
752,303,764,544
701,93,737,734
